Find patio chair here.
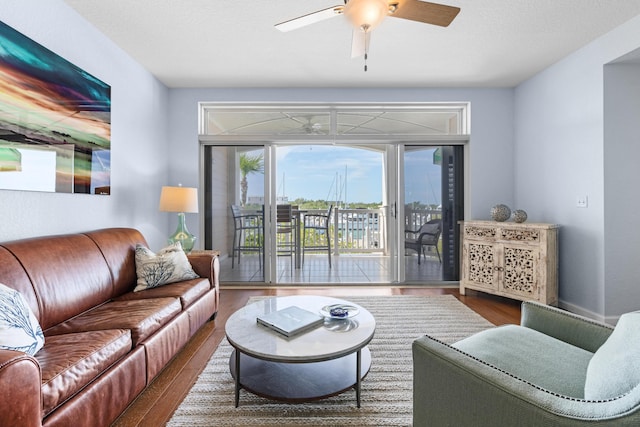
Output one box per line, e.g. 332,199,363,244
302,205,333,268
276,204,296,270
405,218,441,264
230,205,263,268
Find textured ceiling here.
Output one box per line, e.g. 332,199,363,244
63,0,640,88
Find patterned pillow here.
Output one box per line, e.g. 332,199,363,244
0,283,45,356
134,242,199,292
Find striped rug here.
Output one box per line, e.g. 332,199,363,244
167,295,494,427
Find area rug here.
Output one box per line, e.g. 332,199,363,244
167,295,494,427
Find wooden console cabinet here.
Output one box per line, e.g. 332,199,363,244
459,221,559,305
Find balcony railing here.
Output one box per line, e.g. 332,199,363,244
301,207,441,255
235,206,441,256
333,208,385,253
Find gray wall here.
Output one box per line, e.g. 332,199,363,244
0,0,171,249
514,14,640,322
604,55,640,318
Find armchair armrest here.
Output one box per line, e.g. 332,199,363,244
0,350,42,427
521,301,613,352
413,335,640,426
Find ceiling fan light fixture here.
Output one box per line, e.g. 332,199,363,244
274,0,460,72
344,0,388,31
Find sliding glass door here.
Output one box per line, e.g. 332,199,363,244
205,143,394,284
271,144,391,283
203,145,266,282
402,145,463,282
200,103,469,285
203,142,463,285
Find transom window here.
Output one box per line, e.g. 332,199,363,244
200,103,469,138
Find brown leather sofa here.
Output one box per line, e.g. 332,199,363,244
0,228,219,427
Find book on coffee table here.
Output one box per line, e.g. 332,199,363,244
257,305,324,337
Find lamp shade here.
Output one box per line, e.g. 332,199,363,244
344,0,388,31
159,186,198,213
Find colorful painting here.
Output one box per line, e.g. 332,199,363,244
0,21,111,195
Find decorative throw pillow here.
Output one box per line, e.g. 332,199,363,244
134,242,199,292
584,311,640,400
0,283,45,356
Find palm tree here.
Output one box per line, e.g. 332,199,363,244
239,152,264,206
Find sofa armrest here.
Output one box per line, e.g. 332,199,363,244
0,350,42,427
412,335,640,426
521,301,613,352
187,252,219,288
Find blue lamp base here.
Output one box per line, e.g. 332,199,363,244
168,212,196,253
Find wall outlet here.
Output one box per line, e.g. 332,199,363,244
576,195,588,208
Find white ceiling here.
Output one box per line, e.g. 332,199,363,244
63,0,640,88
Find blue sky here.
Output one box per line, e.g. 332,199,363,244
246,145,442,205
404,147,442,207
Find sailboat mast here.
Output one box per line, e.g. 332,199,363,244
345,164,348,208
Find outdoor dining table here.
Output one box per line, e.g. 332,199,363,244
243,206,307,269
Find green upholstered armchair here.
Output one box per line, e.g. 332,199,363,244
412,301,640,426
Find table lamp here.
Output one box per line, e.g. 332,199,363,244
159,185,198,253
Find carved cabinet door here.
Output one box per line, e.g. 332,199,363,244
462,240,500,291
497,243,540,300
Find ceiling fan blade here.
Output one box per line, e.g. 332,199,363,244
390,0,460,27
351,29,369,58
275,5,344,32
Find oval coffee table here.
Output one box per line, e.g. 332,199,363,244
225,295,376,407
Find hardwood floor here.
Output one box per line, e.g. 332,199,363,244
112,287,521,427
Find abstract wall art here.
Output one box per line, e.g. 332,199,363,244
0,20,111,195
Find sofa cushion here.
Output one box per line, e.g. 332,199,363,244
134,243,198,291
2,233,115,331
584,311,640,400
45,298,181,346
83,228,147,298
37,329,132,416
115,278,210,309
0,283,44,356
453,324,593,398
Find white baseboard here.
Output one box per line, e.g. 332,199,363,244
558,299,620,325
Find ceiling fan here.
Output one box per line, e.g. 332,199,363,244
284,116,325,134
275,0,460,71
